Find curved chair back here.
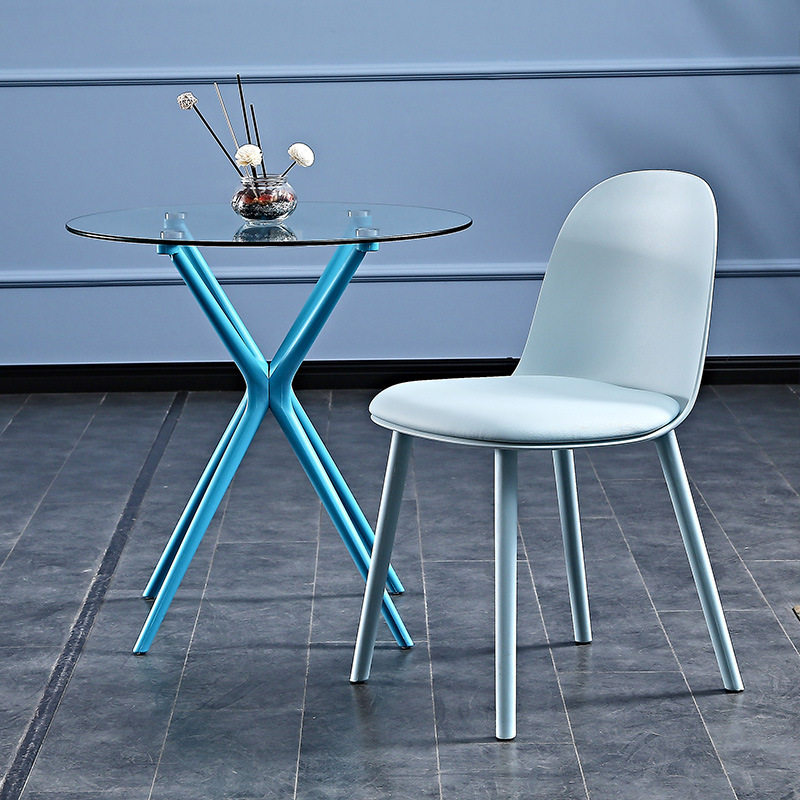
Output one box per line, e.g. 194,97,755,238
515,170,717,417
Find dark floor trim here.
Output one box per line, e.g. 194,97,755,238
701,356,800,386
0,392,187,800
0,356,797,395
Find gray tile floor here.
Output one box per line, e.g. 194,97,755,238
0,384,799,799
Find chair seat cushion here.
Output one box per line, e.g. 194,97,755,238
369,375,681,446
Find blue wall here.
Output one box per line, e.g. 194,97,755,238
1,1,798,364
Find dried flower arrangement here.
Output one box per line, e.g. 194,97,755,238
177,76,314,222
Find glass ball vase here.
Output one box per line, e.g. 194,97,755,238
231,174,297,223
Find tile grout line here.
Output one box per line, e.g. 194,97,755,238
0,395,104,575
293,390,331,800
689,477,800,660
586,453,741,800
696,387,800,657
147,408,238,799
0,391,188,800
517,523,591,800
712,384,800,499
411,452,446,800
292,482,324,800
0,394,30,438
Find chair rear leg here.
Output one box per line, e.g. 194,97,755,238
655,430,743,691
495,449,518,740
553,449,592,644
351,431,414,683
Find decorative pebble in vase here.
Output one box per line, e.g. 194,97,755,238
231,174,297,223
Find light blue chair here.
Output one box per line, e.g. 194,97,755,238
350,170,743,740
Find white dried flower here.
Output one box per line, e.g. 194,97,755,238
177,92,198,110
288,142,315,167
234,144,263,167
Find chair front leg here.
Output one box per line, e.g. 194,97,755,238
655,430,743,692
351,432,414,683
495,448,518,740
553,449,592,643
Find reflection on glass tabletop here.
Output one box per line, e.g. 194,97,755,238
66,202,472,247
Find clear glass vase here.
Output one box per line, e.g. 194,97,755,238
231,174,297,223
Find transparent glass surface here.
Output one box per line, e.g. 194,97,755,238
66,203,472,247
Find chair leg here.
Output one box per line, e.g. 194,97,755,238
351,432,414,683
553,449,592,644
655,430,743,692
495,449,518,740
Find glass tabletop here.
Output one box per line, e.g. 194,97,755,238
66,202,472,247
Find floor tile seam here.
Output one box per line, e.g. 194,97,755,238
688,479,800,660
409,454,445,800
293,392,328,800
309,641,433,650
713,387,800,499
214,538,318,545
0,394,30,438
147,397,239,800
0,392,186,800
0,396,104,575
657,607,781,614
588,456,741,799
518,515,611,522
437,738,587,751
517,522,591,799
548,668,684,675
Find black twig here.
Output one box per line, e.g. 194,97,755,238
235,75,258,181
250,104,268,177
236,74,252,143
192,106,243,176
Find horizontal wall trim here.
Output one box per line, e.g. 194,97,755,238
0,356,797,394
2,58,799,88
1,260,798,289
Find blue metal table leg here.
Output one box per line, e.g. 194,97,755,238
135,244,270,652
143,245,266,601
271,399,413,648
143,394,248,598
271,242,408,605
134,389,269,653
290,392,405,594
179,246,262,358
139,241,411,652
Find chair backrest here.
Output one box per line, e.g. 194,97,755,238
515,170,717,416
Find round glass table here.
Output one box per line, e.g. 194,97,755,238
67,202,472,654
66,201,472,246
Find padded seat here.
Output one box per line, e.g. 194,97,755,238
370,375,681,446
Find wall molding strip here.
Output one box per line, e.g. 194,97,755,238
2,58,799,88
0,259,797,289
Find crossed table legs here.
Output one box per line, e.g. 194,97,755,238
133,240,412,653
